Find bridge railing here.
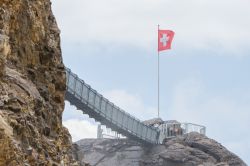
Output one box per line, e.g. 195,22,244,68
66,68,159,144
158,122,206,143
182,123,206,135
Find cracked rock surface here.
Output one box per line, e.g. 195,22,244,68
0,0,78,165
74,133,246,166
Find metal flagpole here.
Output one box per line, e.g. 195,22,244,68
158,24,160,118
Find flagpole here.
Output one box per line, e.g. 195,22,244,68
157,24,160,118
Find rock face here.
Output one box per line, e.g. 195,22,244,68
0,0,78,165
74,133,246,166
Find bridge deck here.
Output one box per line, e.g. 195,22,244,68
65,68,160,144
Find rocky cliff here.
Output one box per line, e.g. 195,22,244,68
74,133,246,166
0,0,77,165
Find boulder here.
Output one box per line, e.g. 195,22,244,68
74,133,246,166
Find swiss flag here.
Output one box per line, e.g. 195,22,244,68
158,30,175,51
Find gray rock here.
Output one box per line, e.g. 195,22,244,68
74,133,246,166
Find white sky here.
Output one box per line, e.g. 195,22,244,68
51,0,250,164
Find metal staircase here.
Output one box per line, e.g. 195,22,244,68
65,68,160,144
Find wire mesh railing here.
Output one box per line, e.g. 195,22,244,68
158,122,206,143
65,68,206,144
65,68,159,144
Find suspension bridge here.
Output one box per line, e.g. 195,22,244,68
65,68,206,144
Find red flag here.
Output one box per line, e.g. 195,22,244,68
158,30,175,51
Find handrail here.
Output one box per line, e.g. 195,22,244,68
65,68,160,144
64,67,206,144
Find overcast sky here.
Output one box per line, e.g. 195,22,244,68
51,0,250,164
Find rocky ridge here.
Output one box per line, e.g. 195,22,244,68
74,133,247,166
0,0,78,165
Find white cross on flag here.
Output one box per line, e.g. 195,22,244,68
158,29,175,51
